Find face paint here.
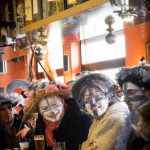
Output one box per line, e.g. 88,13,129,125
83,87,109,118
0,103,13,124
122,82,146,110
38,96,64,123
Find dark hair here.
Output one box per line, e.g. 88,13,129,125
0,95,12,106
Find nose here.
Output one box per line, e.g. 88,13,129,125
91,97,97,106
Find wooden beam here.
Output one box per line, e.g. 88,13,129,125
82,58,125,71
22,0,108,33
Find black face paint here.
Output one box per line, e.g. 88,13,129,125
83,87,106,105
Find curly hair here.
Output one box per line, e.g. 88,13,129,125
116,64,150,89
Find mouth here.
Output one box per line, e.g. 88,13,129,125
48,112,59,118
91,105,101,111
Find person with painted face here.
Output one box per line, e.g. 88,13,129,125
71,73,129,150
25,82,92,150
115,64,150,150
0,94,22,150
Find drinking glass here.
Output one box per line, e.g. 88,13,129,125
53,142,66,150
19,142,29,150
34,135,45,150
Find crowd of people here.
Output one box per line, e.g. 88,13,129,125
0,63,150,150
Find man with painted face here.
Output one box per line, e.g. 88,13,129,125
0,94,22,149
115,64,150,150
25,82,92,150
72,73,129,150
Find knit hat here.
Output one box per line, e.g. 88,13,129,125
115,64,150,89
71,73,123,108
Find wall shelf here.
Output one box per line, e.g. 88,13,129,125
21,0,108,33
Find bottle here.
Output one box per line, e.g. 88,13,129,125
42,0,48,18
47,0,64,16
32,0,43,21
25,0,33,25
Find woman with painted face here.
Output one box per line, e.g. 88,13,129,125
115,64,150,150
25,82,92,150
72,73,129,150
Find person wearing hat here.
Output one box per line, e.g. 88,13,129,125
25,81,92,150
115,64,150,150
71,73,129,150
0,93,22,149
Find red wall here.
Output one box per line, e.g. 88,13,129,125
124,22,150,66
0,46,29,93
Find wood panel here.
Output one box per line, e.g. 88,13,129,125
82,58,125,71
22,0,108,33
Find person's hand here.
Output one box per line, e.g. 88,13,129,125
16,124,30,138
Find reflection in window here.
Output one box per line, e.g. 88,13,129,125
81,31,126,64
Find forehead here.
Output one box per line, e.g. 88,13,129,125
0,103,12,109
39,96,62,106
122,82,140,90
84,87,100,95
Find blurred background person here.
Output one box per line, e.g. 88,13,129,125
72,73,129,150
16,113,38,149
0,94,21,149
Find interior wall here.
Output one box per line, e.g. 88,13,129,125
0,47,29,93
124,22,150,66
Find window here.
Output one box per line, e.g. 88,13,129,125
0,60,7,73
0,88,4,94
81,31,126,64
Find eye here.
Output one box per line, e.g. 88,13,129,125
84,96,91,102
51,103,58,108
41,106,48,111
95,93,101,98
7,105,12,111
127,90,136,96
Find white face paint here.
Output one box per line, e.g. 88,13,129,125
38,96,64,123
83,87,109,119
122,82,144,110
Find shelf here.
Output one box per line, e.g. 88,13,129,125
21,0,108,33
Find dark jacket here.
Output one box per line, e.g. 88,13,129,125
35,98,92,150
127,131,150,150
0,114,22,150
19,121,35,150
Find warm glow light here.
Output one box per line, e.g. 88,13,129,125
122,15,135,22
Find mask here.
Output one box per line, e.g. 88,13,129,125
83,87,109,118
39,96,64,123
